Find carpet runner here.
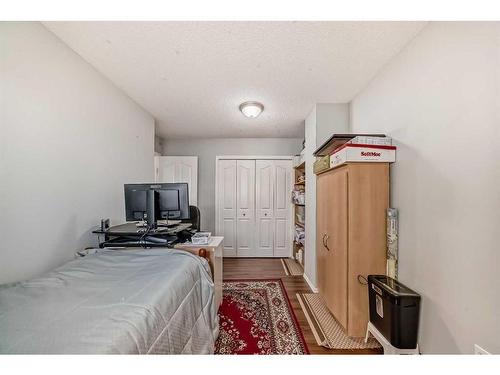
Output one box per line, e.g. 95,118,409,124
215,279,309,354
281,258,304,276
296,292,381,350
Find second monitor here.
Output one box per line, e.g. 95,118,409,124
124,183,190,228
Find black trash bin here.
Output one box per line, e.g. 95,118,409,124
368,275,421,349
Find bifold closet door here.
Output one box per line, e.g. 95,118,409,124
236,160,256,257
255,159,292,258
218,158,291,258
217,160,237,257
273,160,292,257
255,160,274,257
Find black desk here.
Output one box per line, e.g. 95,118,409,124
93,222,192,248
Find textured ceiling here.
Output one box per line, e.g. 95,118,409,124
43,21,427,138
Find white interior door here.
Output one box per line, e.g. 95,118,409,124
255,160,275,257
217,160,237,257
236,160,255,257
156,156,198,206
273,160,293,257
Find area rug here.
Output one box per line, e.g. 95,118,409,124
215,279,309,354
296,293,381,350
281,258,304,276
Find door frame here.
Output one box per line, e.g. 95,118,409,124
215,155,294,258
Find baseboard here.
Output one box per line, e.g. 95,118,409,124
303,272,318,293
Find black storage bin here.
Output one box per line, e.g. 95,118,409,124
368,275,421,349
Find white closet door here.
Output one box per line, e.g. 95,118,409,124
236,160,255,257
273,160,293,257
255,160,275,257
155,156,198,206
217,160,237,257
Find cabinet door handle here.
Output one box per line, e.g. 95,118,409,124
357,275,368,285
242,213,246,216
264,213,268,216
324,234,331,251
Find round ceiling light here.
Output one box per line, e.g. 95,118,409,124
239,101,264,118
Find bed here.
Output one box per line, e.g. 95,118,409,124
0,248,218,354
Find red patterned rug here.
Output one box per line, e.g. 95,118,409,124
215,279,309,354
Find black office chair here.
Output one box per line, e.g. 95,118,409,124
182,205,201,231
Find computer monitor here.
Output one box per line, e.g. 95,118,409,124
124,183,190,227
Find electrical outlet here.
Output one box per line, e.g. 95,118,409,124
474,344,491,355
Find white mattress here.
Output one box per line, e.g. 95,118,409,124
0,248,218,354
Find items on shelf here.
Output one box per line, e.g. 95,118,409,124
295,205,305,224
292,160,306,266
296,248,303,265
295,215,305,226
294,225,305,246
313,155,331,174
292,189,305,205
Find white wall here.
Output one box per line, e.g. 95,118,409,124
154,135,164,155
163,138,303,233
315,103,350,147
0,22,155,284
304,104,349,289
350,22,500,354
304,108,317,287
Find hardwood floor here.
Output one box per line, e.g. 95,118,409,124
222,257,381,355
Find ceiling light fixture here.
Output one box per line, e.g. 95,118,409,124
239,101,264,118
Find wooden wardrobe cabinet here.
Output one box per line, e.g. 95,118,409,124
316,162,389,337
